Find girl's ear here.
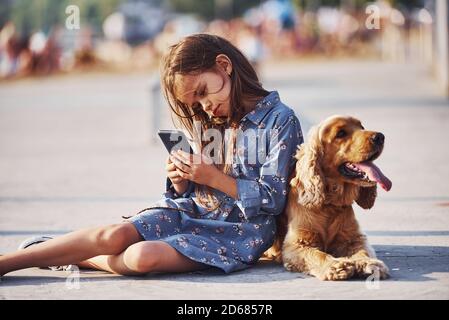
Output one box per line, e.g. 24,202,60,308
215,54,232,76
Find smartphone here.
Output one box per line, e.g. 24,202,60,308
158,129,194,154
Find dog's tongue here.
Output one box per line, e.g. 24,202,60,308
353,161,392,191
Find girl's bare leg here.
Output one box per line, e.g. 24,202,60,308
0,222,142,276
78,241,207,275
77,254,142,276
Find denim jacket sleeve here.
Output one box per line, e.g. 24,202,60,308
163,177,195,199
235,113,303,219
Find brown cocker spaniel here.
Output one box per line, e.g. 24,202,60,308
265,115,392,280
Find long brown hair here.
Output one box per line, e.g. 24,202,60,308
161,33,269,211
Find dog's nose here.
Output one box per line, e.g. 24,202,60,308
371,132,385,146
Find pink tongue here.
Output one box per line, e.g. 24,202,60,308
353,161,392,191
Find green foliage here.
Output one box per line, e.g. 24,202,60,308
1,0,124,35
167,0,263,21
1,0,425,36
292,0,424,10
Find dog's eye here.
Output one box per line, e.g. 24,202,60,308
336,129,347,139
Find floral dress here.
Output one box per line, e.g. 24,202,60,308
128,91,303,273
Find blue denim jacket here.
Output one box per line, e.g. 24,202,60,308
164,91,303,222
129,90,305,273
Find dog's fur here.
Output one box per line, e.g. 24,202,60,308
265,115,390,280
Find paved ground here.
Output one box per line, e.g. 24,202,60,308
1,58,449,299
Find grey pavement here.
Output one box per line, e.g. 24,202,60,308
0,59,448,299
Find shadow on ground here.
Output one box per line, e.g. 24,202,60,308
1,244,448,287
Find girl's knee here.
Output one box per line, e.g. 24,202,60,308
94,223,141,255
123,242,165,274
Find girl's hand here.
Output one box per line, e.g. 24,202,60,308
165,156,187,185
169,150,223,187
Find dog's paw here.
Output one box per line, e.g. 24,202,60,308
318,258,356,281
283,262,300,272
354,258,389,279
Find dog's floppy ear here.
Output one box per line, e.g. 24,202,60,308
293,126,325,209
356,186,377,209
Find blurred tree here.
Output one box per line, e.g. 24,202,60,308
0,0,124,35
0,0,427,35
167,0,263,21
0,0,13,28
292,0,425,10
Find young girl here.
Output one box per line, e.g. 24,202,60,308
0,34,303,277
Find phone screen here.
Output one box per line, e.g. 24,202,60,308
158,130,194,154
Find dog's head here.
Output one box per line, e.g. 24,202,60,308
291,115,392,210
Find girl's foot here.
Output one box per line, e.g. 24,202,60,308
18,236,77,271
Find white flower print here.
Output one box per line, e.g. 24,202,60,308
176,236,188,248
215,227,225,234
253,223,263,230
199,240,208,251
280,143,287,151
217,246,227,255
155,224,162,238
232,224,244,236
158,213,172,223
140,221,151,232
245,238,264,249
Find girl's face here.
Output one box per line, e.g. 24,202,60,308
174,55,232,119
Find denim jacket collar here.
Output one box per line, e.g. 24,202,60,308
241,91,280,126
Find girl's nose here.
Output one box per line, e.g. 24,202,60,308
200,99,212,112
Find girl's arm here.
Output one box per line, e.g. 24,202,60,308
209,171,238,199
170,151,237,197
171,112,303,220
165,156,193,198
173,180,189,196
233,113,303,219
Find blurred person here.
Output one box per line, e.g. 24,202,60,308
0,32,19,77
317,7,342,56
154,16,205,59
0,22,20,77
73,27,96,68
0,34,303,277
235,23,265,72
40,31,62,74
96,11,132,67
14,35,33,76
206,19,232,40
153,21,182,57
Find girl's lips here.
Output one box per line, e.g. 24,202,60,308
212,104,221,116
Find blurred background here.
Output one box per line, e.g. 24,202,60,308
0,0,448,253
1,1,449,299
0,0,446,85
